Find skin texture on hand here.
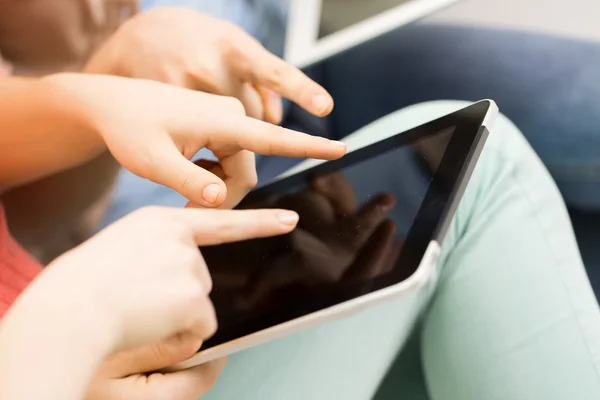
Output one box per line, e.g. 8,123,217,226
84,7,334,124
0,72,344,209
0,6,342,398
1,4,337,264
0,206,300,400
0,1,139,264
86,334,227,400
44,73,345,209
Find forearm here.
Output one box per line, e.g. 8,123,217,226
0,270,115,400
0,76,105,187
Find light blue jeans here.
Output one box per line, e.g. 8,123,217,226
98,8,600,397
102,100,600,399
205,101,600,399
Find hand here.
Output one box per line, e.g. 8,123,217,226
45,73,346,209
86,334,225,400
204,172,400,310
43,206,300,352
84,7,334,123
1,206,295,400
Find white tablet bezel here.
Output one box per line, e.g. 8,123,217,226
167,100,498,372
167,240,441,371
284,0,461,68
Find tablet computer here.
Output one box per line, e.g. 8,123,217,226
285,0,460,67
168,98,498,371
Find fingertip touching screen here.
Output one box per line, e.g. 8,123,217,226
199,99,491,350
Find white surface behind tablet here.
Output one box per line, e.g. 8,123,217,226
285,0,461,67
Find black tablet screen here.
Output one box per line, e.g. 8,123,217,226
199,96,489,349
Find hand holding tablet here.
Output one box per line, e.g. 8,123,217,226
168,99,498,371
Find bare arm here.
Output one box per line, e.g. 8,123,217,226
0,275,115,400
0,77,105,187
0,206,297,400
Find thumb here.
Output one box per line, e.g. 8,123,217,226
99,333,203,378
96,358,227,400
148,141,228,207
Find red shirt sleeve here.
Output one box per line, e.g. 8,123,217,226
0,203,43,318
0,68,43,318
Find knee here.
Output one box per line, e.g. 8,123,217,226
411,101,566,250
401,100,536,174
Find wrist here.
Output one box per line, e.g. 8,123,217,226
12,266,117,358
33,257,121,356
0,265,117,399
38,73,107,155
0,74,108,185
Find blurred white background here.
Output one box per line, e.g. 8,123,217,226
325,0,600,41
432,0,600,41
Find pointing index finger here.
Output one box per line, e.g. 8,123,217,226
169,208,300,246
225,32,334,117
210,115,347,160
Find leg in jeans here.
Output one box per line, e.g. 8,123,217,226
198,101,600,399
324,24,600,211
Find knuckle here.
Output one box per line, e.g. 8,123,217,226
181,247,201,268
221,96,246,115
264,64,286,91
132,206,165,222
185,296,217,339
218,25,247,59
145,377,177,400
187,64,218,92
201,267,214,294
185,280,206,302
204,308,218,338
243,170,259,191
124,145,155,176
187,275,213,299
204,276,214,295
150,342,175,365
131,207,189,239
178,171,196,196
213,219,237,245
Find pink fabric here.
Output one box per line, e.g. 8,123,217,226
0,203,42,318
0,54,41,318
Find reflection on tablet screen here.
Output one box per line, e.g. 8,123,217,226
201,125,454,347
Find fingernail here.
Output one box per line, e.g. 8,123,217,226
331,140,346,149
312,94,331,114
277,211,299,225
202,184,221,204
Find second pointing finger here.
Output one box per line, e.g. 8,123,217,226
209,115,347,160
